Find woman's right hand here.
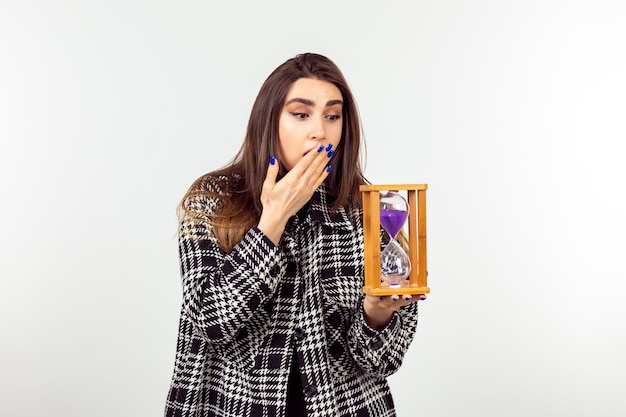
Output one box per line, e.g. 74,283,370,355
257,145,333,245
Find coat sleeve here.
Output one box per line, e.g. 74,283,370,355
178,194,287,345
347,296,419,378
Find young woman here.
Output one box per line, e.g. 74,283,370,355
165,53,423,417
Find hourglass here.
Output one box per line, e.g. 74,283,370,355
379,191,411,287
360,184,429,297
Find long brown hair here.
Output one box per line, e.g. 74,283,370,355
180,53,367,251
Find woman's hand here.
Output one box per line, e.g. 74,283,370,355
363,293,426,331
257,145,333,245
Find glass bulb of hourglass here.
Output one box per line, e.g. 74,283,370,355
380,191,411,287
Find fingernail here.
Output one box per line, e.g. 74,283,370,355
420,296,427,301
379,296,385,301
325,144,333,152
327,150,334,158
317,145,324,152
326,165,332,173
391,296,399,302
404,296,412,301
270,155,275,165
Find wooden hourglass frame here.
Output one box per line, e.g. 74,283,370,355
360,184,430,296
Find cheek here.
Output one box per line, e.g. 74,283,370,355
277,120,291,149
278,126,295,153
278,115,299,144
330,125,343,146
277,128,298,170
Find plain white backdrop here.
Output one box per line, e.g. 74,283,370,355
1,0,625,416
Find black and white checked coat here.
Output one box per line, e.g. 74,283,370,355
165,176,420,417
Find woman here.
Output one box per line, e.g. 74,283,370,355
165,53,422,417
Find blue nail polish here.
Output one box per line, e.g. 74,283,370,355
379,296,385,301
391,296,399,302
325,144,333,151
420,296,427,301
404,296,412,301
327,150,334,158
317,145,324,152
270,155,275,165
326,165,332,173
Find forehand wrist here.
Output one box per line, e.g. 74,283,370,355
362,302,394,331
257,214,288,246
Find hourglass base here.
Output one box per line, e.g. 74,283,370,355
362,283,430,297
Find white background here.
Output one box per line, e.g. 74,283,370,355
1,1,625,416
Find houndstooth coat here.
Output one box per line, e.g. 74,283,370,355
165,176,420,417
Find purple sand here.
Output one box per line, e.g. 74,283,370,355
380,209,408,237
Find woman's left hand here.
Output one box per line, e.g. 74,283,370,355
362,294,426,331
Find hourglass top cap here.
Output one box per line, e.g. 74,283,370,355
359,184,428,191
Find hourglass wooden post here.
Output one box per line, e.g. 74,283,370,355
360,184,430,296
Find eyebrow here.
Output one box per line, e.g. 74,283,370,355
285,98,344,107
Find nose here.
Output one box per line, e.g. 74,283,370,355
309,117,325,141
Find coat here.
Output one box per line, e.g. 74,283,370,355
165,176,420,417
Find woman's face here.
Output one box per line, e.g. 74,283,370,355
277,77,343,171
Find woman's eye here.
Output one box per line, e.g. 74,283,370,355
326,114,341,122
291,112,308,119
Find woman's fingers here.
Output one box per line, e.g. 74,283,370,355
275,143,333,202
263,155,280,191
374,293,427,308
288,143,334,185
